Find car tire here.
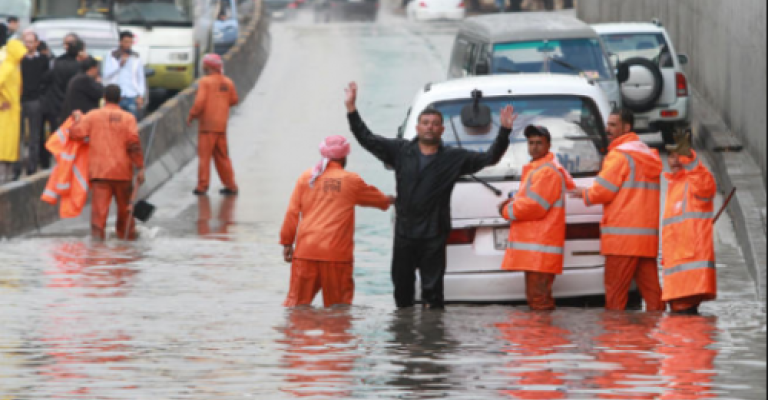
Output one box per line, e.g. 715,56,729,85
618,57,664,114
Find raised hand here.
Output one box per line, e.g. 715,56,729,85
345,82,358,113
500,105,518,129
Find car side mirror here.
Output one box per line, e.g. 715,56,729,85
145,68,156,78
475,60,489,75
677,54,689,65
616,63,630,84
608,52,620,68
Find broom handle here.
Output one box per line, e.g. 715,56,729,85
712,188,737,225
123,122,158,239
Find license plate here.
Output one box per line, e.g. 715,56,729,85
634,118,650,130
494,228,509,251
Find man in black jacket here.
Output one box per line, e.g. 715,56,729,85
344,82,516,309
60,56,104,120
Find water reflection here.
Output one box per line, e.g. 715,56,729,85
197,195,237,239
276,307,358,398
655,315,718,399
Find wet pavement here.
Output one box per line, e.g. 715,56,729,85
0,2,766,399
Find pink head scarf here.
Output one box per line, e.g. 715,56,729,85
202,53,223,72
310,135,351,188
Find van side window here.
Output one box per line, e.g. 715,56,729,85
473,44,491,74
450,38,476,78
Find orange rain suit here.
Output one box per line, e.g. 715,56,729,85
501,152,575,310
188,72,239,193
581,133,665,311
280,162,390,307
41,118,91,218
69,104,144,240
661,150,717,312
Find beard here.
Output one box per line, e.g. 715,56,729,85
418,134,441,146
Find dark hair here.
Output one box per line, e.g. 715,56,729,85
7,16,19,23
418,108,444,124
80,56,99,72
38,40,49,52
611,108,635,130
104,84,122,104
120,31,134,41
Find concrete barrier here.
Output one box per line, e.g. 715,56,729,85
0,0,270,239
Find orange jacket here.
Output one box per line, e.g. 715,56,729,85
188,73,238,133
280,162,390,263
661,151,717,302
582,133,663,257
41,118,90,218
69,104,144,181
501,153,575,274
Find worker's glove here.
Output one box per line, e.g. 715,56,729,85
666,128,693,157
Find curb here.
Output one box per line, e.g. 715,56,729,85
691,87,767,301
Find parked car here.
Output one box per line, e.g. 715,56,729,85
265,0,297,21
593,20,691,145
397,74,617,303
406,0,465,22
315,0,378,22
448,13,622,111
213,0,240,55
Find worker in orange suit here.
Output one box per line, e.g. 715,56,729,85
661,131,717,314
69,84,145,241
280,135,392,307
187,53,239,196
570,109,665,312
498,125,575,311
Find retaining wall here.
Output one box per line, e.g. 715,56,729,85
0,0,270,239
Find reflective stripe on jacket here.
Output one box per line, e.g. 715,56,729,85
661,150,717,302
501,153,576,275
41,118,90,218
582,133,663,257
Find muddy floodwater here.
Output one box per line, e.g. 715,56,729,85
0,4,765,399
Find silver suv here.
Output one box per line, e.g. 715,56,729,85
593,20,691,145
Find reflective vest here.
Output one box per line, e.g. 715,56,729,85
583,133,663,257
661,151,717,302
502,153,575,275
41,118,90,218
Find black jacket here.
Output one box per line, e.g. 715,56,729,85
60,74,105,120
41,54,81,118
348,111,511,239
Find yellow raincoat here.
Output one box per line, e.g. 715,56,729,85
0,40,27,162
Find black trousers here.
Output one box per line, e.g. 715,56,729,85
392,234,448,308
13,100,43,177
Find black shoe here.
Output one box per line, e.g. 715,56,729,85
193,189,207,196
220,188,238,196
671,306,700,315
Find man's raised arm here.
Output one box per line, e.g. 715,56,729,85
345,82,405,167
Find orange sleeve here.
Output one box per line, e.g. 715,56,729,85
682,151,717,200
229,80,239,106
280,175,307,246
188,80,209,121
125,116,144,169
584,151,628,207
68,115,92,142
351,174,390,211
508,169,561,222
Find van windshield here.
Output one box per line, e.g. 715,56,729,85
492,39,611,80
431,95,605,180
114,0,194,27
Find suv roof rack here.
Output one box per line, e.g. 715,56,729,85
424,82,432,92
651,18,663,27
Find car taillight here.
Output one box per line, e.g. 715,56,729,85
676,72,688,97
565,223,601,240
458,1,465,7
288,2,297,8
419,1,427,7
447,228,476,245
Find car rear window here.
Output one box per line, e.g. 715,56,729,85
492,39,612,80
601,33,674,68
430,95,605,180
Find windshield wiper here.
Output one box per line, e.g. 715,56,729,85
447,117,504,197
547,56,595,80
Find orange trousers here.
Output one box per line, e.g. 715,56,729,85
669,295,707,313
283,259,355,308
197,132,238,193
525,271,556,311
604,255,665,311
90,180,136,241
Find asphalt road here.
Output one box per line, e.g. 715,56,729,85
0,3,765,399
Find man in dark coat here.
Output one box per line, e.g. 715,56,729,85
61,56,104,120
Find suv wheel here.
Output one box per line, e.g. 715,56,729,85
618,57,664,113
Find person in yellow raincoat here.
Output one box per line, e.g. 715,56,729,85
0,39,26,183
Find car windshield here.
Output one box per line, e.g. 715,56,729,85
38,27,115,46
114,0,194,26
601,33,674,68
0,0,31,19
492,39,612,80
430,95,605,180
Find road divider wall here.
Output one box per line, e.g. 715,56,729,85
0,0,270,239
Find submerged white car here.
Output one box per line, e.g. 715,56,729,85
399,74,614,303
407,0,465,21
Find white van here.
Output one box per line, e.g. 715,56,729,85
398,74,615,303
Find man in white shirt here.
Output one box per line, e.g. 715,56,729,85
104,31,146,119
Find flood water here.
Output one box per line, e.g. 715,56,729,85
0,2,765,399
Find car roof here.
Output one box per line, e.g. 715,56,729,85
30,19,119,47
419,74,607,102
460,12,599,43
30,18,118,32
592,22,667,35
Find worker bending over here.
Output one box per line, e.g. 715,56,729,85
500,125,575,311
70,84,145,240
280,136,392,307
571,109,665,311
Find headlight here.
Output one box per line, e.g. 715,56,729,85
169,52,190,62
